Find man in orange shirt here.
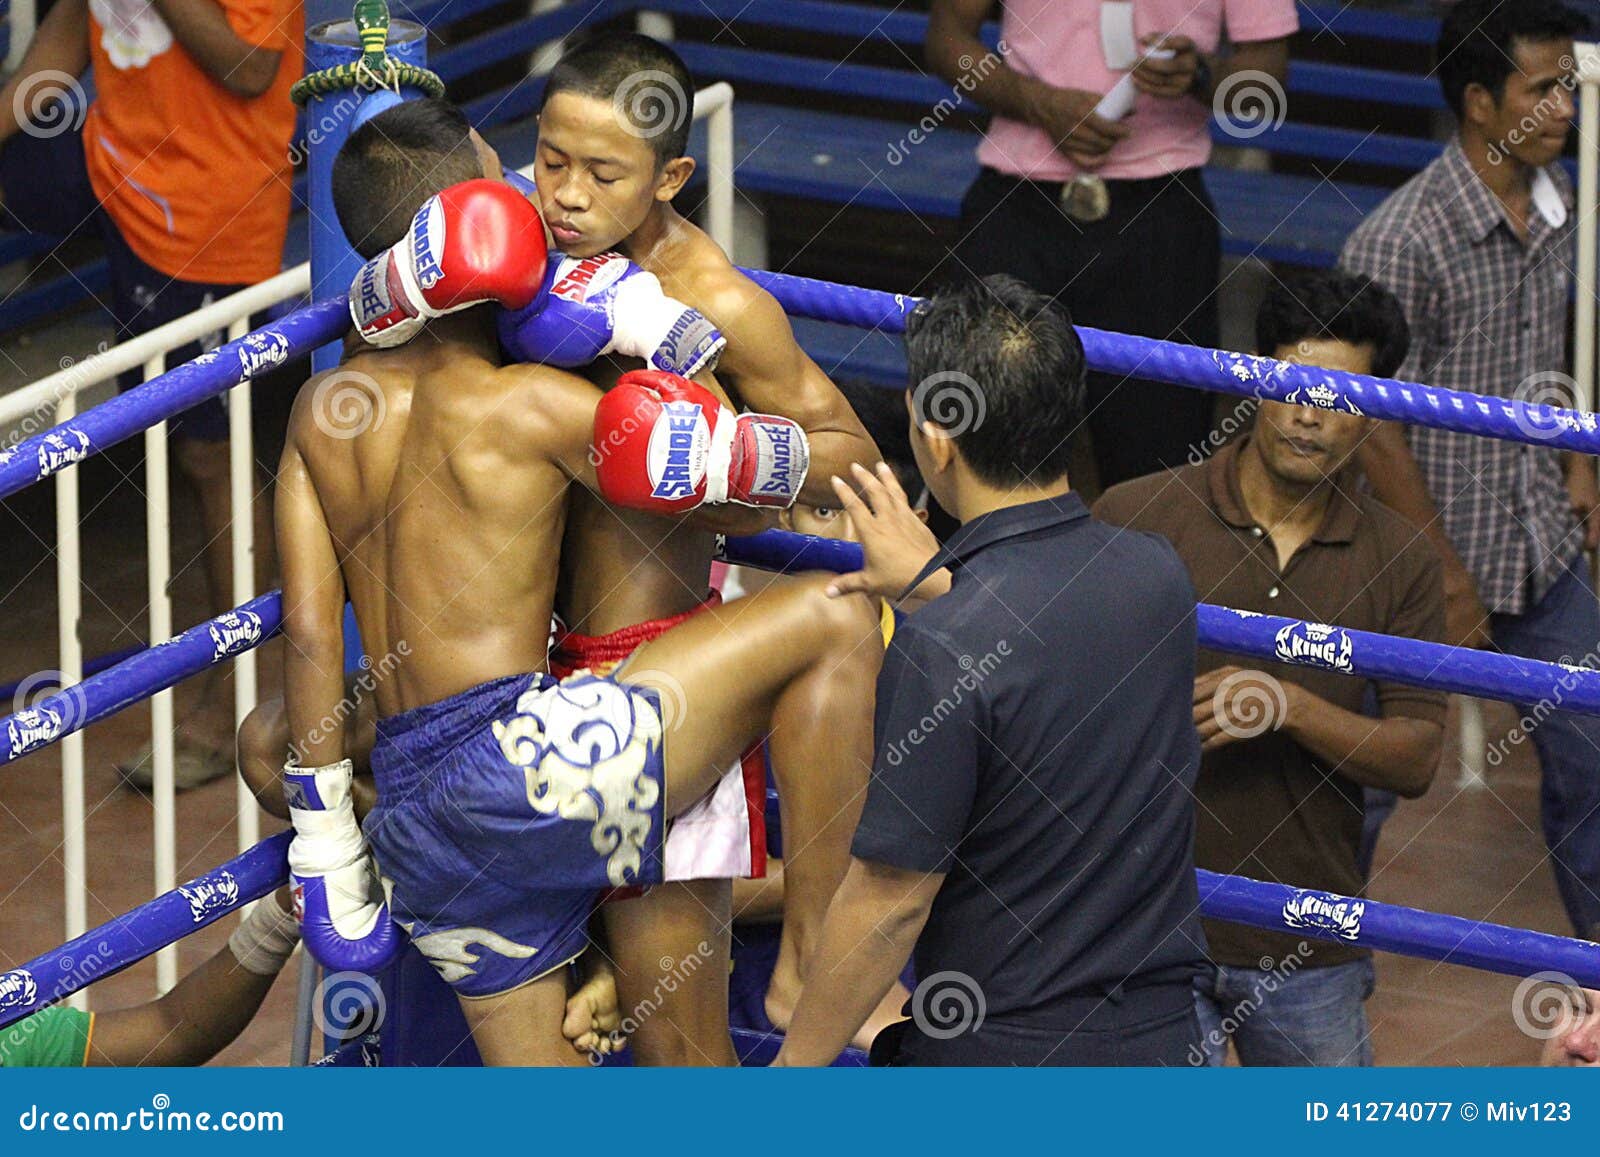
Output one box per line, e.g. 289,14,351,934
0,0,302,784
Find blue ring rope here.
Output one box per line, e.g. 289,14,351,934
719,530,1600,716
3,268,1595,1038
0,594,281,768
0,832,291,1029
735,267,1600,457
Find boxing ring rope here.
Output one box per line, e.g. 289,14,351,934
0,82,737,1000
737,269,1600,456
3,560,1597,1035
0,265,314,995
2,396,1597,1048
0,833,291,1031
4,176,1598,1042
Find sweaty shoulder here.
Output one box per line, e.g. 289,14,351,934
644,232,788,349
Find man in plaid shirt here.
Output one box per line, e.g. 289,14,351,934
1342,0,1600,941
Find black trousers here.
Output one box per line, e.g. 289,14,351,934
871,982,1201,1067
956,166,1220,490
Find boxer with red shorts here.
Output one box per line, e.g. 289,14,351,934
531,31,887,1062
550,594,767,892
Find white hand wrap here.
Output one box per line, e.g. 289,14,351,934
227,896,302,976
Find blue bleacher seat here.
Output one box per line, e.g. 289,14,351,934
0,0,1464,346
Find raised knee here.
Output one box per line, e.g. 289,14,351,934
798,579,882,658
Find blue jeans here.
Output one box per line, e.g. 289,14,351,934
1191,958,1375,1067
1488,561,1600,940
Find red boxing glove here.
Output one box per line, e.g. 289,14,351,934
594,370,809,513
350,179,549,348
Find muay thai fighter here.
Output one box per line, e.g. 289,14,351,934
278,98,878,1066
516,32,891,1058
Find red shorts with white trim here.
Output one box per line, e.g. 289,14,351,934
549,592,766,899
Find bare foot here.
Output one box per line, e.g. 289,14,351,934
564,956,625,1061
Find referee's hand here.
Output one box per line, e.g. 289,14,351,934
827,462,948,606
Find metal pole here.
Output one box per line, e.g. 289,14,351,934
144,353,177,994
54,387,87,1010
703,83,734,255
227,317,261,853
303,16,430,373
291,950,318,1065
1576,43,1599,416
7,0,36,71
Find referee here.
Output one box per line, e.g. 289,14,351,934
772,276,1207,1067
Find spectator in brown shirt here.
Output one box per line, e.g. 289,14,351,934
1093,270,1445,1066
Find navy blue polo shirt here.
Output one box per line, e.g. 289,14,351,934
852,492,1208,1019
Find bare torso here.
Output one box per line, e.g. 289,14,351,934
555,217,748,634
294,334,575,717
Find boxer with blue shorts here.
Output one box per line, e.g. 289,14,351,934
277,102,876,1064
367,671,670,997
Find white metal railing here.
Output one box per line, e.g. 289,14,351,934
5,0,37,73
5,85,735,993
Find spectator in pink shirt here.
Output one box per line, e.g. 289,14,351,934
927,0,1296,490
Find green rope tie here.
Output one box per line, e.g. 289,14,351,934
290,0,445,107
